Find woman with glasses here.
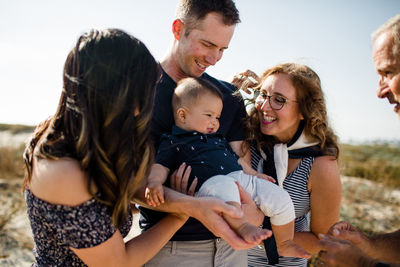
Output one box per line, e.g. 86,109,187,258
235,63,341,267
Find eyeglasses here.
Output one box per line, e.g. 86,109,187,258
255,91,297,110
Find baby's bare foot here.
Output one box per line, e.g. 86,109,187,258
236,223,272,244
277,240,310,259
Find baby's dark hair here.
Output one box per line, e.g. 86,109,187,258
172,77,223,115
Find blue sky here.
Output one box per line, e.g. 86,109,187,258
1,0,399,142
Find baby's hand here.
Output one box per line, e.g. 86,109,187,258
145,182,165,207
255,172,276,183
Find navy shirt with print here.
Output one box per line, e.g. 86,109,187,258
156,126,242,191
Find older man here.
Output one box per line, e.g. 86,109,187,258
317,14,400,267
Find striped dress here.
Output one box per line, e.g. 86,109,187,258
248,147,314,267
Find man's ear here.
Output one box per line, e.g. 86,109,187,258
176,108,186,123
172,19,184,40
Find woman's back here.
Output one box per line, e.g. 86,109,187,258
26,157,132,266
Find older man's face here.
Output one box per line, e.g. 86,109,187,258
373,32,400,117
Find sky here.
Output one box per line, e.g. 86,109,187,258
1,0,400,143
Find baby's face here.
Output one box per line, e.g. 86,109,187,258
182,93,223,134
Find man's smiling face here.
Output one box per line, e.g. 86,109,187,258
175,12,235,79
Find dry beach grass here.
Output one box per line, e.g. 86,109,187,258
0,125,399,266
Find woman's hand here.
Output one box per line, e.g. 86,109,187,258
168,165,263,249
254,172,276,183
170,162,197,196
188,196,261,250
231,69,260,94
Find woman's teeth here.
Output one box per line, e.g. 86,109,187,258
263,114,276,122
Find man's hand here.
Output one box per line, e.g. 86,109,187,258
328,222,400,263
170,162,197,196
317,234,376,267
328,221,372,255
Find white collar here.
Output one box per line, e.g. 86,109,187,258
257,131,318,187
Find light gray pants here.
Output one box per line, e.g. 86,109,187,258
144,238,247,267
197,171,295,226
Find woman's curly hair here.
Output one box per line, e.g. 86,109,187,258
244,63,339,158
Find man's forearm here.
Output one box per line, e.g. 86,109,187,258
370,230,400,262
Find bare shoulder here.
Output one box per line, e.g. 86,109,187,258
309,156,340,190
311,156,338,174
29,157,93,206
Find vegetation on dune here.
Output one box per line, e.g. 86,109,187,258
0,145,26,179
0,124,33,179
0,123,35,134
339,143,400,188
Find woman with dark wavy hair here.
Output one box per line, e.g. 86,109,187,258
22,29,191,266
235,63,341,267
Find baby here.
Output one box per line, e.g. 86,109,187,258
145,77,309,258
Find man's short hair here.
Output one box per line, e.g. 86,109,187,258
175,0,240,34
172,77,223,114
372,14,400,57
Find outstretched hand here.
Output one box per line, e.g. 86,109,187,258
169,165,263,249
316,234,374,267
327,221,372,254
191,196,262,250
168,163,267,249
